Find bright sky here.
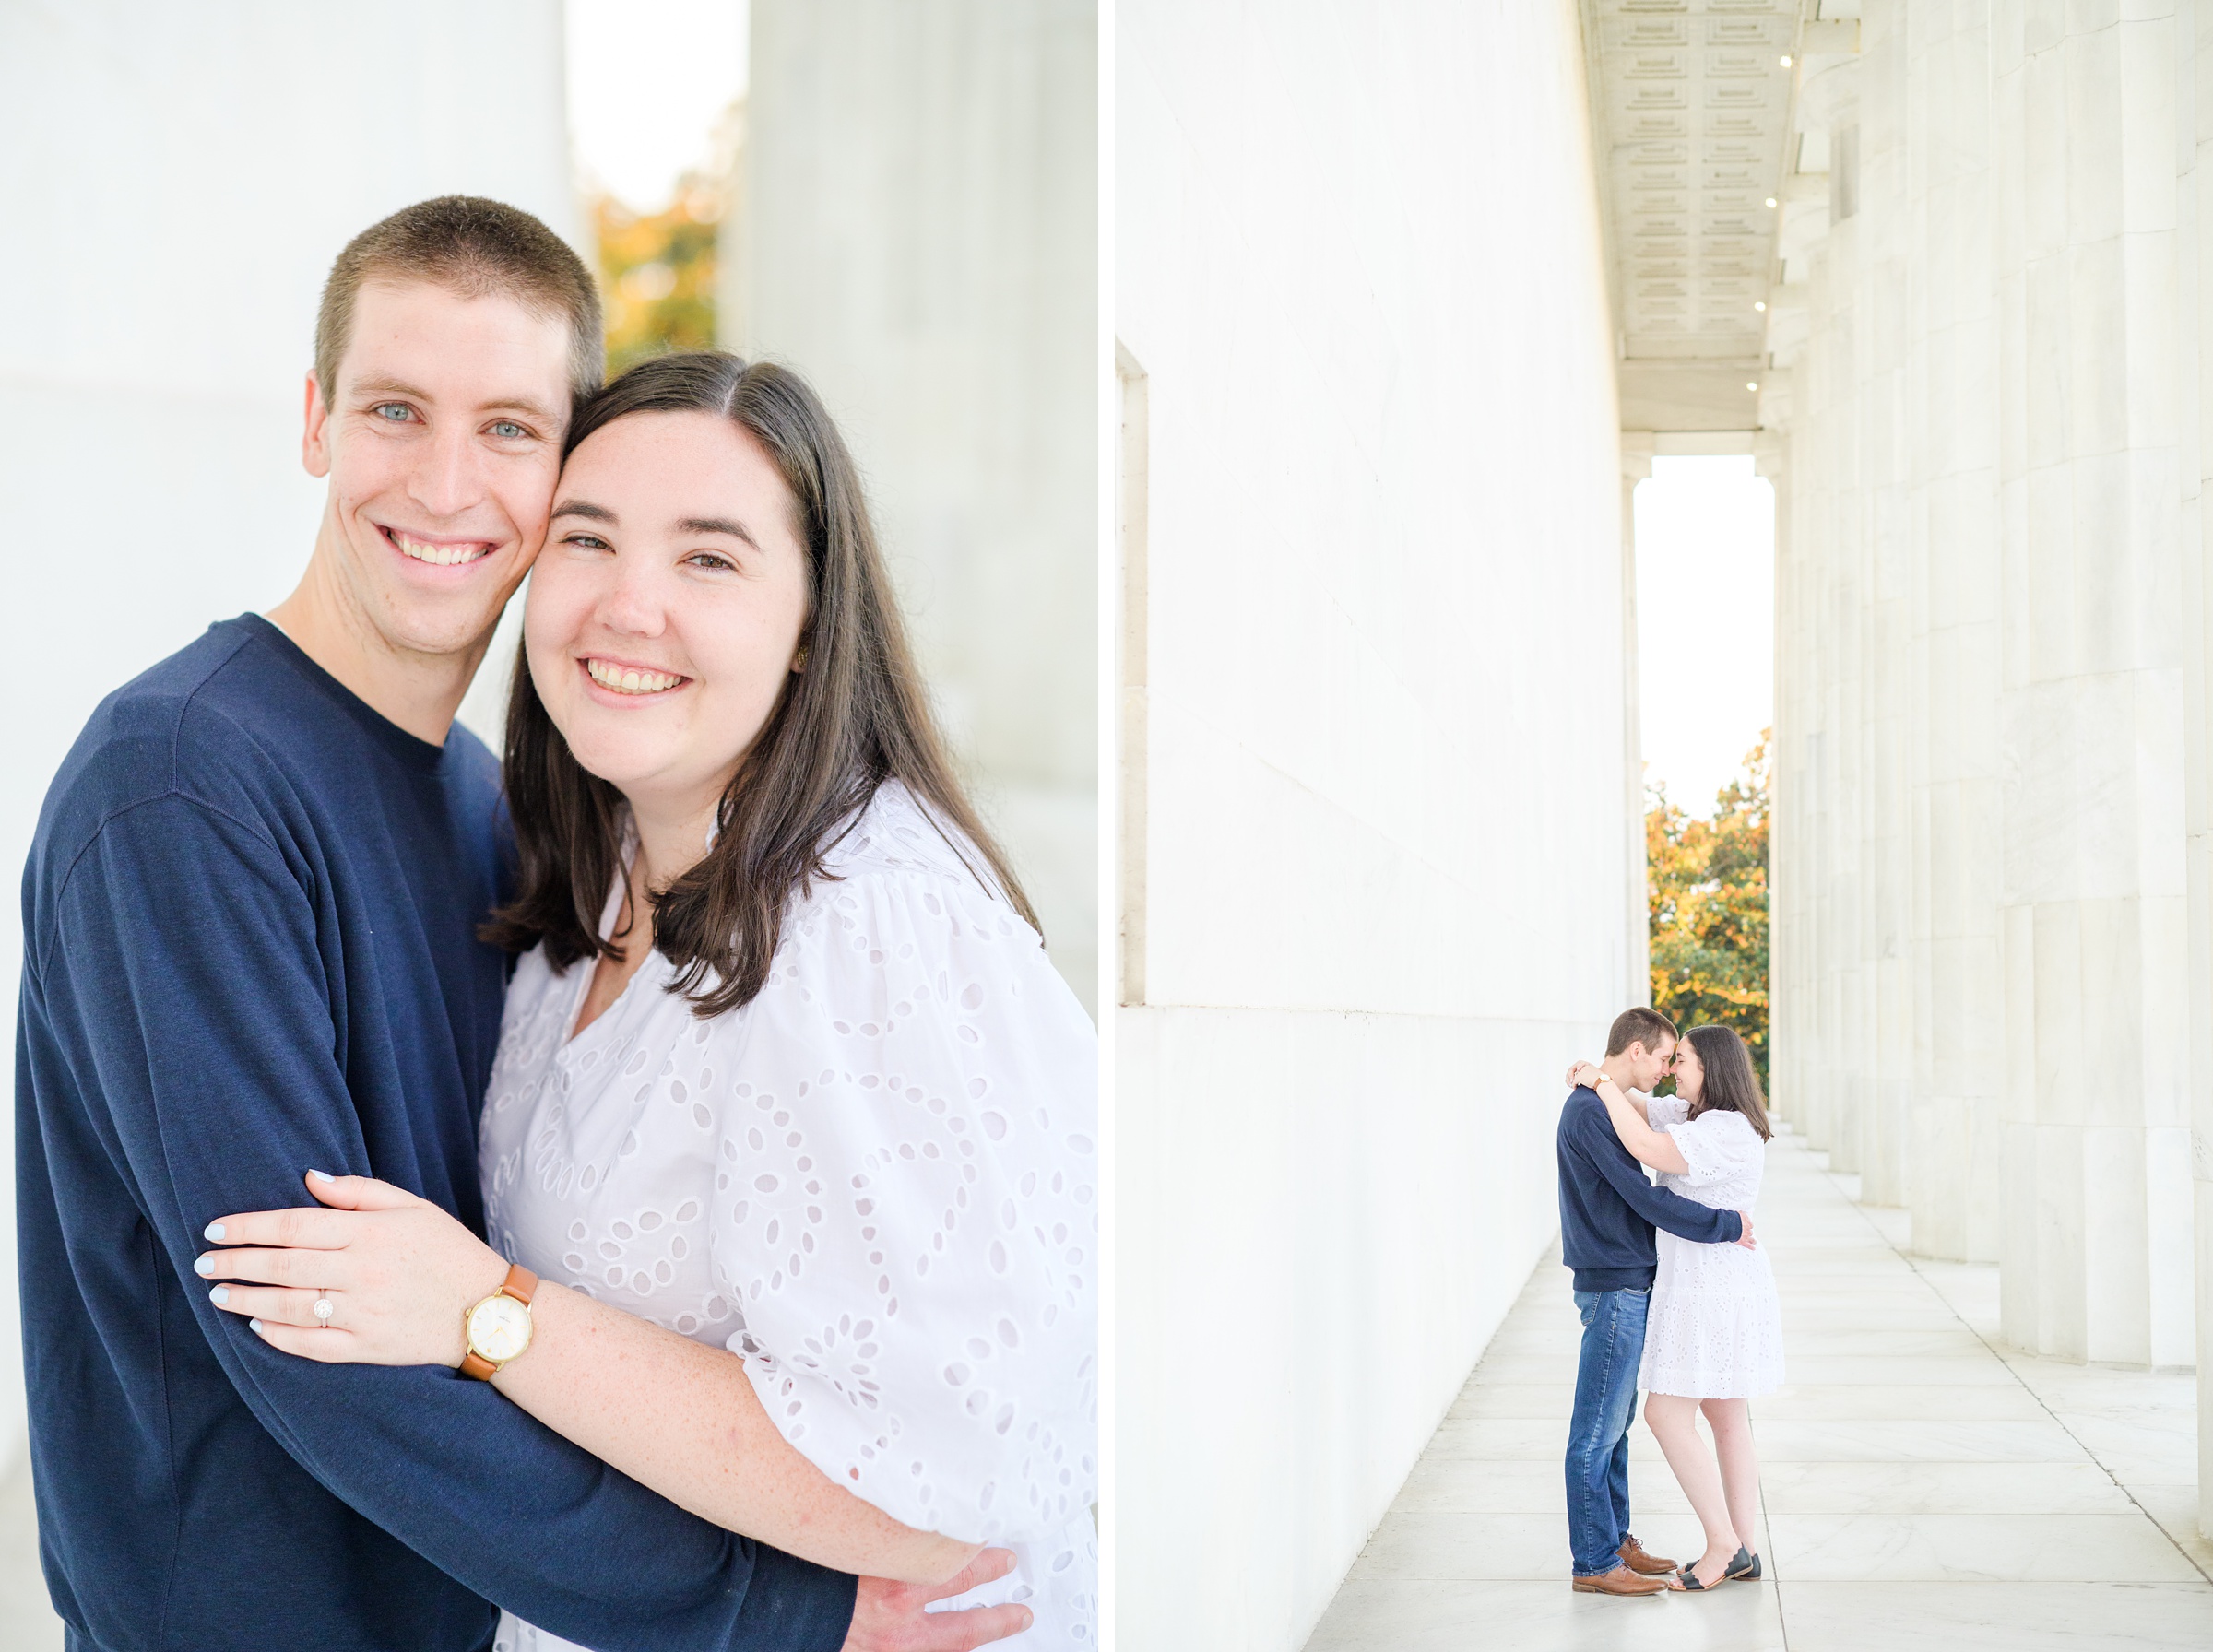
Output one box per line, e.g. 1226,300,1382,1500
565,0,750,211
1635,455,1776,817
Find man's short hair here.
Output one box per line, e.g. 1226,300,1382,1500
314,195,604,410
1604,1006,1678,1057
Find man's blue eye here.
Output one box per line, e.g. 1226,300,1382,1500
491,422,526,439
375,404,411,421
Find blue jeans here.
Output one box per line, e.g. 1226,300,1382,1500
1566,1286,1649,1575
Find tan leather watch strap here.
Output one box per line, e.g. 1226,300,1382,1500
460,1263,539,1381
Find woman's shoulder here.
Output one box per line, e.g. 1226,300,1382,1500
502,938,568,1005
817,782,1016,914
1689,1105,1763,1143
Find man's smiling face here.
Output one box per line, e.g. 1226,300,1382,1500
302,277,573,660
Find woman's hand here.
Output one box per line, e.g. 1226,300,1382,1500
197,1173,509,1366
1566,1060,1607,1091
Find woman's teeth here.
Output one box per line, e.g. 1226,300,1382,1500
586,658,683,695
391,530,490,566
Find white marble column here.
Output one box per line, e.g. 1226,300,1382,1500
1763,421,1805,1124
1804,55,1867,1168
1905,0,2005,1262
1624,436,1654,1009
1857,0,1914,1209
732,0,1099,1008
2176,0,2213,1538
1994,0,2195,1366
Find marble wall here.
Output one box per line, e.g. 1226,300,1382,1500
1770,0,2211,1533
1116,1,1638,1645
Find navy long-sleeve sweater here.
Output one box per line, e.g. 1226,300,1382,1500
1556,1085,1744,1292
16,617,856,1652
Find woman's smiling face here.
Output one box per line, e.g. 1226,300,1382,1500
525,409,811,820
1671,1036,1705,1103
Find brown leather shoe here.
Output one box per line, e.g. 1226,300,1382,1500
1571,1564,1676,1596
1617,1534,1678,1575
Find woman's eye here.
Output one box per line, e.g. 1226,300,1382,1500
564,534,610,550
687,551,737,572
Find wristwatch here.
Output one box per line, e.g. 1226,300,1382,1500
460,1262,538,1380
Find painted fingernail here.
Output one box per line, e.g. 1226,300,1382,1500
209,1287,229,1304
249,1319,263,1332
193,1256,213,1277
203,1221,225,1242
308,1169,335,1184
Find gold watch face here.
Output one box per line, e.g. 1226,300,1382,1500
467,1292,533,1364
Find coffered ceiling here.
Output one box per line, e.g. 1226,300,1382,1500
1581,0,1806,431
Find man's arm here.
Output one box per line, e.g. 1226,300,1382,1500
1568,1107,1743,1245
30,795,852,1652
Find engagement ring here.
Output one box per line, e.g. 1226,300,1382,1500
314,1294,333,1327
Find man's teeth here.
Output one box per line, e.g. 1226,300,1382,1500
392,531,490,567
586,658,682,694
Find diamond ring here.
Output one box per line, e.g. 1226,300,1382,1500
314,1294,334,1328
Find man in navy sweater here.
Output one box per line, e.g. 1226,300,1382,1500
1554,1006,1754,1596
16,199,1022,1652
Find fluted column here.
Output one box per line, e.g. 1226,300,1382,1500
1762,420,1804,1123
1906,0,2004,1261
2177,0,2213,1539
1804,55,1867,1167
1624,436,1654,1009
1857,0,1913,1207
737,0,1099,1007
1994,0,2195,1365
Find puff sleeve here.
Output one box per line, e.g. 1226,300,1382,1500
1663,1108,1762,1188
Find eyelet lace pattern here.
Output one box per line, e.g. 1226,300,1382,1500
482,784,1097,1647
1637,1093,1785,1399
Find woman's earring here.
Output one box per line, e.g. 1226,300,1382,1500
792,644,809,674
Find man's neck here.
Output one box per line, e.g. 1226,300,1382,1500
267,545,485,748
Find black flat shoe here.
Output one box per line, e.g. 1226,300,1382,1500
1678,1546,1754,1591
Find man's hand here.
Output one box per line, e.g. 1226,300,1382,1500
844,1549,1032,1650
1734,1211,1757,1251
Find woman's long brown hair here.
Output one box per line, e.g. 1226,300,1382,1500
1684,1024,1772,1141
483,350,1037,1016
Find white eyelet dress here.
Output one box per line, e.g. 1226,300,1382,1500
1636,1094,1785,1399
480,784,1098,1650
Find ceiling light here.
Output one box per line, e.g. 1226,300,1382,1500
1781,53,1793,67
1754,301,1767,313
1747,382,1760,393
1766,196,1779,208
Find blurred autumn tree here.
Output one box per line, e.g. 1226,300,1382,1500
1648,731,1769,1085
593,174,724,376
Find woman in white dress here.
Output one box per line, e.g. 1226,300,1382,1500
1568,1024,1781,1592
199,352,1096,1646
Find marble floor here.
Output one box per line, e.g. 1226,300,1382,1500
1302,1125,2213,1651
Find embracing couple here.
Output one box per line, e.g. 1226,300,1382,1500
1553,1006,1783,1598
18,196,1095,1651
